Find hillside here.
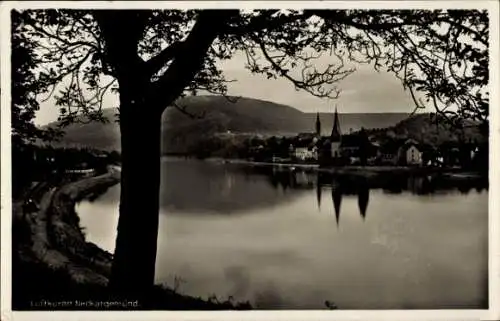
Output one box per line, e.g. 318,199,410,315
368,113,486,145
43,95,410,153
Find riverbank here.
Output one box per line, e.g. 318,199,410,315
317,165,483,178
202,157,485,178
12,169,252,310
12,171,119,309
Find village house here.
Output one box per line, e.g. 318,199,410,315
374,138,483,168
376,139,424,166
401,140,423,166
377,139,403,165
292,141,318,161
293,146,311,160
290,112,322,162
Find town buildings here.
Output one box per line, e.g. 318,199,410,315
279,106,484,169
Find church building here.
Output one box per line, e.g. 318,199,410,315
330,106,342,159
316,111,321,136
290,106,345,164
316,105,344,165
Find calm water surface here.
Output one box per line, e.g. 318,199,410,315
76,158,488,309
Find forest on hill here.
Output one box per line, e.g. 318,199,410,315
365,113,486,146
42,95,410,153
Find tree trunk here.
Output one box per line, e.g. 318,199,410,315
92,9,237,300
108,97,162,298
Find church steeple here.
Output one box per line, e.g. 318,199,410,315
315,112,321,136
330,105,342,141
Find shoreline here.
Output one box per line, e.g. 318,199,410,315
168,156,485,178
13,170,121,288
13,167,253,310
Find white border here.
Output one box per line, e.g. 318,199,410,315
1,1,499,321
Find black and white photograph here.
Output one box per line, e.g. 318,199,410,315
1,1,499,319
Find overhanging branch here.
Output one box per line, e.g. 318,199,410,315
308,10,410,31
224,10,314,35
255,38,353,99
144,41,186,77
149,10,238,114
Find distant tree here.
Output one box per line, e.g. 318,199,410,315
267,136,278,150
11,8,489,297
357,127,371,165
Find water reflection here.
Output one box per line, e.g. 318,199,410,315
77,159,489,309
254,166,488,227
324,176,371,224
358,185,369,220
331,187,342,227
316,181,322,211
159,160,307,213
156,160,488,222
458,184,472,194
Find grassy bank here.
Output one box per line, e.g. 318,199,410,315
12,170,252,310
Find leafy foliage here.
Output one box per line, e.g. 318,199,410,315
12,9,489,130
13,10,113,127
11,10,63,147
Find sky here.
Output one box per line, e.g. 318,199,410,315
35,49,422,126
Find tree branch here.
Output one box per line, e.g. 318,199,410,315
225,10,311,35
144,41,186,77
438,17,488,47
92,10,151,80
255,38,353,99
149,10,238,114
308,10,410,31
28,23,100,52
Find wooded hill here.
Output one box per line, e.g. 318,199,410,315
42,95,410,153
366,113,486,146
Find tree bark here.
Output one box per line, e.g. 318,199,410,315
93,11,160,297
108,94,162,298
93,10,236,298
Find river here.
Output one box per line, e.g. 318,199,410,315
76,158,489,309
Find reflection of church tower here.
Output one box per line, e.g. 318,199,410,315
330,106,342,158
316,112,321,136
332,187,342,227
316,180,322,211
269,170,279,189
358,186,370,220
